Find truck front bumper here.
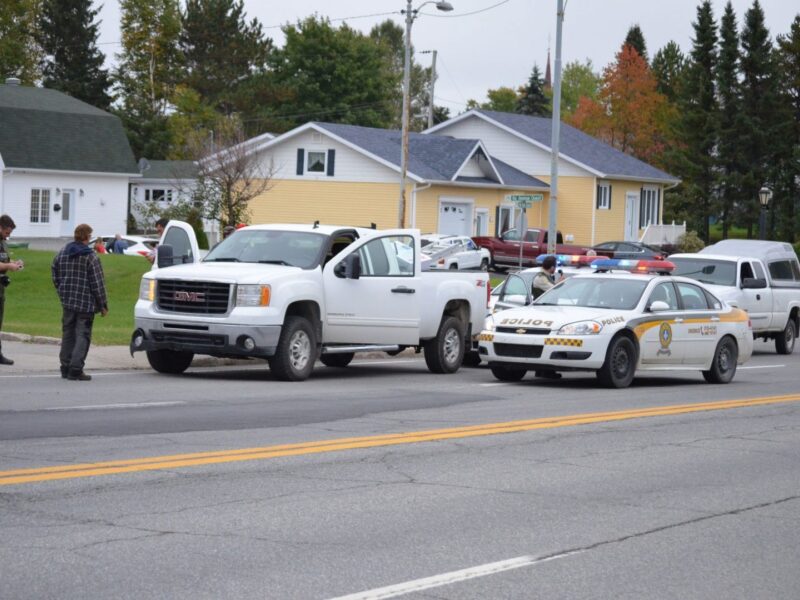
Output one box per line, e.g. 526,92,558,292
131,317,282,359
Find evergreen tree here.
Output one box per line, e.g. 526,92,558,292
652,41,686,102
668,1,718,240
38,0,111,109
716,2,744,238
738,0,782,238
774,15,800,241
516,64,551,116
624,24,648,63
0,0,41,83
179,0,271,115
114,0,183,159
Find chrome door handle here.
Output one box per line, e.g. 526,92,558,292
673,318,684,323
711,317,720,322
391,287,415,294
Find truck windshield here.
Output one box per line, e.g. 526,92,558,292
536,277,647,310
671,258,736,286
203,230,327,269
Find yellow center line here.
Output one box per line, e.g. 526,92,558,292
2,394,799,486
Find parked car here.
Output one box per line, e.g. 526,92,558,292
422,235,491,271
131,222,490,381
473,228,597,271
592,241,665,260
670,240,800,354
99,235,158,257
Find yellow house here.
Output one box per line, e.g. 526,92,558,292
425,109,681,245
240,121,549,237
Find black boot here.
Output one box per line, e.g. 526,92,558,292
0,355,13,366
67,369,92,381
60,366,69,378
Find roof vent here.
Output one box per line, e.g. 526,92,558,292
5,77,21,86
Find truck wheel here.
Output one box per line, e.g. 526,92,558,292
480,258,489,271
596,336,636,388
462,350,482,367
424,315,465,374
490,365,526,381
703,336,738,383
449,263,458,270
146,349,194,374
320,353,354,368
269,316,317,381
775,319,796,355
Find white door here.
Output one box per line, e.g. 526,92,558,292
497,205,515,236
475,209,489,236
625,192,639,241
640,282,683,365
438,200,471,236
322,232,421,345
152,220,200,270
59,190,75,237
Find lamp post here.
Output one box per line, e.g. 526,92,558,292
758,185,772,240
398,1,453,228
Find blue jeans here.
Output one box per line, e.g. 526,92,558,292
60,309,95,374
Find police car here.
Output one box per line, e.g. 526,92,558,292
479,259,754,388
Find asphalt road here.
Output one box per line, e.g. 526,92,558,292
2,342,799,599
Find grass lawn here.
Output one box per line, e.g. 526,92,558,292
709,223,748,243
2,249,149,345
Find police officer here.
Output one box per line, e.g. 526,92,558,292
532,255,563,299
0,214,25,365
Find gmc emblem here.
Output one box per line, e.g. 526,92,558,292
174,291,205,302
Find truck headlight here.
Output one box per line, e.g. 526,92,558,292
483,314,496,332
236,284,271,307
139,278,155,301
558,320,602,335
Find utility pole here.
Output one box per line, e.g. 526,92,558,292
421,49,438,129
547,0,565,255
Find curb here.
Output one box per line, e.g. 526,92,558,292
0,331,61,345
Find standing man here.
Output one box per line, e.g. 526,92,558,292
52,224,108,381
146,217,169,264
0,215,24,365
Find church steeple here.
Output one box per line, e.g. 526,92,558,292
544,46,552,90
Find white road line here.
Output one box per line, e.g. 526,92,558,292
42,401,186,411
739,364,785,370
326,551,583,600
349,359,419,366
480,382,509,387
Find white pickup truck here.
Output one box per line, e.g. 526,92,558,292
670,240,800,354
130,221,489,380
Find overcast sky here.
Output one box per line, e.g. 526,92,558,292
96,0,798,116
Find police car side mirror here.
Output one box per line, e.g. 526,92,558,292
649,300,670,312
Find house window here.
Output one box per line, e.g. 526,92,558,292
639,186,660,228
596,183,611,210
307,151,326,173
145,189,173,202
30,189,50,223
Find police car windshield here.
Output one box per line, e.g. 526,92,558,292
204,230,327,269
536,277,647,310
670,257,736,286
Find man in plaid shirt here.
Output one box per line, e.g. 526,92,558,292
52,223,109,381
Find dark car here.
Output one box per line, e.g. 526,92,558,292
592,241,665,260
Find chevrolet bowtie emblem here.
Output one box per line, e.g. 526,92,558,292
516,328,526,334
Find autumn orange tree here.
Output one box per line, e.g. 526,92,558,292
569,45,674,167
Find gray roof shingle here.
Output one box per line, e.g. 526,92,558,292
314,122,547,189
139,159,199,180
475,109,678,183
0,84,138,174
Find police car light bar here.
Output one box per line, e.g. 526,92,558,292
590,258,676,274
535,254,598,267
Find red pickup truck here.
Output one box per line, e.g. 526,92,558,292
473,228,598,270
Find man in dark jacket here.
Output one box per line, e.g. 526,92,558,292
52,223,109,381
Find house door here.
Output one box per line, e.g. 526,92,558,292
475,209,489,236
495,205,515,236
624,192,639,241
438,199,472,236
60,190,75,237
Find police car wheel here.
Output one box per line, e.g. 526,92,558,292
597,336,636,388
703,336,738,384
490,365,527,381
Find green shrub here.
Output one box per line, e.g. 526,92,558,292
677,231,705,253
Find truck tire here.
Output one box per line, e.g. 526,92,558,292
490,365,526,381
775,318,796,355
480,258,489,271
424,315,464,374
269,316,317,381
449,263,458,270
703,336,738,383
320,352,354,368
146,349,194,374
596,336,636,388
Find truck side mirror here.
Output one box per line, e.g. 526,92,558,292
741,277,767,289
344,253,361,280
157,244,174,268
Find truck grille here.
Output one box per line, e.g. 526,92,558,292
157,280,231,314
494,343,543,359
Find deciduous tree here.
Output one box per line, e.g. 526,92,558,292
559,59,601,118
467,87,518,113
0,0,41,83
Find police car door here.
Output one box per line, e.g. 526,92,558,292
639,281,683,365
675,281,719,365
